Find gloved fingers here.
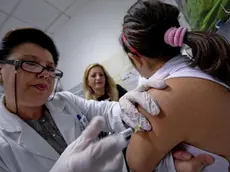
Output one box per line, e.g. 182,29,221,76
85,134,128,164
121,111,152,131
122,112,152,131
121,111,143,129
81,116,105,140
70,116,106,151
124,91,160,115
69,135,127,172
136,79,167,92
73,153,124,172
119,92,143,129
142,92,160,115
98,153,125,172
119,91,161,131
120,108,152,131
120,91,160,115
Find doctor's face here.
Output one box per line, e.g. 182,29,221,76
1,43,56,108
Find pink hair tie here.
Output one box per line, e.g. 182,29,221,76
164,27,187,47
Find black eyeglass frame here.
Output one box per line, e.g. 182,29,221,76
0,60,63,79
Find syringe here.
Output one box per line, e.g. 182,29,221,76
119,125,141,140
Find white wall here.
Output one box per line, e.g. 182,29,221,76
54,0,136,90
54,0,189,90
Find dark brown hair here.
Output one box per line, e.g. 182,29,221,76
122,0,230,86
0,28,59,65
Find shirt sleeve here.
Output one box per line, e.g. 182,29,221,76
155,153,176,172
0,158,9,172
60,91,126,133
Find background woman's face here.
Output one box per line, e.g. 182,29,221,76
87,66,106,91
1,43,55,107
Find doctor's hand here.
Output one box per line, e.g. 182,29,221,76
50,116,127,172
173,150,214,172
119,79,167,131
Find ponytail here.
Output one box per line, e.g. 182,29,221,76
164,27,230,86
184,31,230,86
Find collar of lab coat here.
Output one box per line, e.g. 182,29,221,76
0,95,65,132
0,95,69,161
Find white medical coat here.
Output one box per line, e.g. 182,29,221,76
0,91,127,172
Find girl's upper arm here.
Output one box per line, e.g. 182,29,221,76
126,85,189,172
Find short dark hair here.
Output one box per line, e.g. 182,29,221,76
122,0,230,86
0,28,59,65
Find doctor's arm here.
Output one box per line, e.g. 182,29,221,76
66,91,125,132
66,81,166,133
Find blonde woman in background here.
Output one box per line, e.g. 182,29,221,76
83,63,127,102
83,63,127,138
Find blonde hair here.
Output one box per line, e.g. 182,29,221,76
83,63,119,101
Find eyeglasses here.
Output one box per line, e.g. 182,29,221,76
0,60,63,79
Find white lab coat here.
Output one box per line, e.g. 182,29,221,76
0,91,127,172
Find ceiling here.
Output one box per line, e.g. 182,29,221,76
0,0,88,38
